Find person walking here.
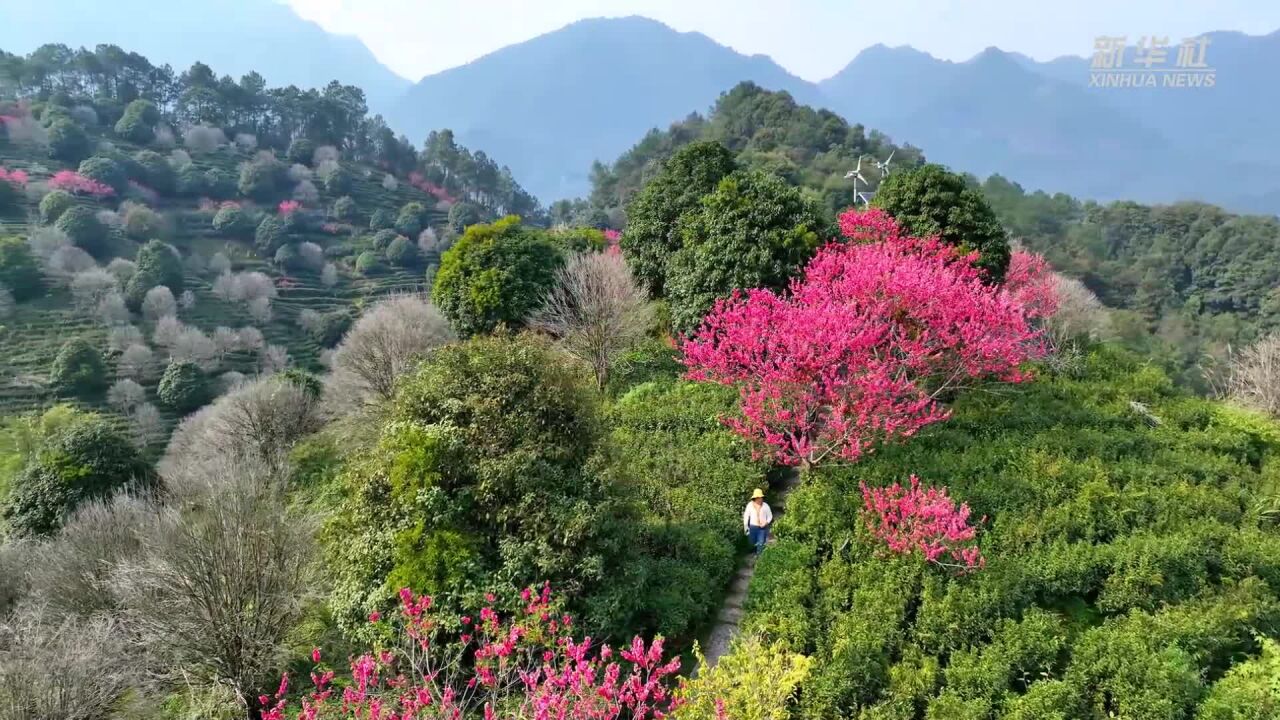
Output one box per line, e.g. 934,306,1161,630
743,488,773,555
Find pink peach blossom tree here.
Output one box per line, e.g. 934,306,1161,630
682,208,1045,468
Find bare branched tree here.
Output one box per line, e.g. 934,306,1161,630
117,344,155,380
0,607,138,720
325,294,455,410
530,252,652,389
160,375,322,479
112,455,314,714
1228,334,1280,417
107,378,146,412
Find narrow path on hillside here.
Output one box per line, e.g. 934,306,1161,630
701,468,802,668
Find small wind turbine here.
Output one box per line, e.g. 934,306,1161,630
845,155,871,204
856,190,876,205
874,149,895,177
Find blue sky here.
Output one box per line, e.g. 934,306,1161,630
287,0,1280,82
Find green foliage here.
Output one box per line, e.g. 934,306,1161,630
744,347,1280,718
621,141,737,296
872,164,1010,282
384,235,421,267
311,310,352,348
47,118,91,163
78,155,129,195
593,83,920,221
54,205,109,256
132,149,176,195
113,99,157,144
157,360,211,413
204,168,236,200
332,195,357,221
676,635,813,720
238,155,287,202
274,243,305,272
550,227,607,253
586,378,769,640
49,337,107,398
212,204,251,237
38,189,73,224
666,169,827,332
325,334,611,637
370,229,399,252
176,164,207,197
120,203,165,241
0,236,44,301
2,411,152,537
287,138,316,165
134,238,184,293
447,201,485,235
431,216,563,337
1196,638,1280,719
255,215,290,256
369,207,394,231
354,251,384,276
322,164,353,195
394,202,426,237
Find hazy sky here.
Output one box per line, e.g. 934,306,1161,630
286,0,1280,82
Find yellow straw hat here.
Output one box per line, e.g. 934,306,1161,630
752,488,765,499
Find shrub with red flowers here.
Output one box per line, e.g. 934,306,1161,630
48,169,114,197
260,584,687,720
682,207,1044,467
408,171,457,204
278,199,302,216
1003,249,1060,322
860,475,985,571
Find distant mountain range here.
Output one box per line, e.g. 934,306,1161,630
0,0,411,110
4,4,1276,211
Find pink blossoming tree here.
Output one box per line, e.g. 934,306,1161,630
682,207,1045,467
861,476,985,571
278,199,302,216
0,167,29,186
49,170,114,197
260,584,689,720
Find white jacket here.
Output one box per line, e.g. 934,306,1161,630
743,501,773,531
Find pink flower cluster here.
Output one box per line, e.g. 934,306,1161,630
603,229,622,257
1004,249,1060,321
408,171,457,204
0,167,29,187
682,207,1044,467
49,170,114,197
278,199,302,216
261,584,687,720
860,476,985,571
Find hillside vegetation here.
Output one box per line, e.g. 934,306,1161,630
0,42,543,438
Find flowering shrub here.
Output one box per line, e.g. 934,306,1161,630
0,167,29,186
603,228,622,256
261,584,687,720
860,475,984,571
278,199,302,216
682,208,1043,466
48,170,114,197
408,172,457,204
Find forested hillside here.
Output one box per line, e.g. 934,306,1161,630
0,42,540,438
587,82,1280,392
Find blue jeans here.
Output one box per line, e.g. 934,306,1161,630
748,524,769,554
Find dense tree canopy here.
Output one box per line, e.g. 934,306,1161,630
432,216,563,337
872,163,1012,282
620,141,738,296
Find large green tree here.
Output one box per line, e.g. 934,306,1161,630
49,337,107,397
665,169,827,332
326,334,614,637
620,141,738,297
54,205,110,256
0,236,44,301
432,216,563,337
2,413,153,536
872,163,1011,282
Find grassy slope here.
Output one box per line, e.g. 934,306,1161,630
0,133,443,429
